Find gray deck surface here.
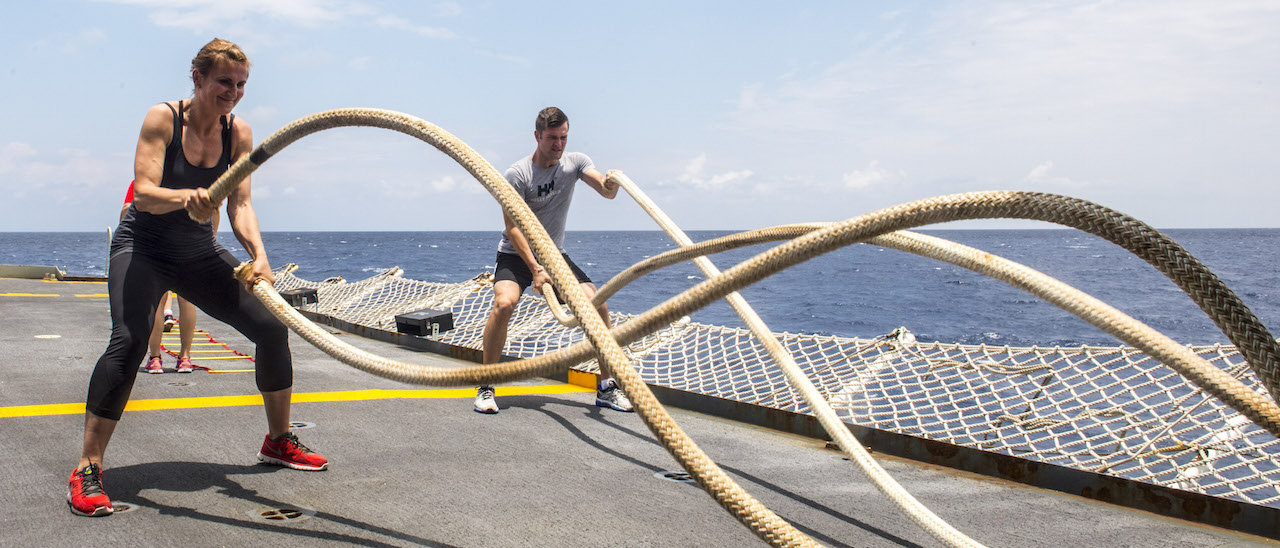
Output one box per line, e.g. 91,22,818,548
1,275,1275,548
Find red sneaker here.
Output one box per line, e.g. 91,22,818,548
143,356,163,374
67,464,113,517
257,432,328,471
176,357,194,373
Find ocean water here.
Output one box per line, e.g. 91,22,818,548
3,229,1277,347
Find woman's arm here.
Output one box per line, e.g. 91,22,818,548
223,118,274,290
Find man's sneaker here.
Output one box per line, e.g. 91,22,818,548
474,386,498,414
596,378,634,412
257,432,329,471
162,313,175,333
67,463,112,517
176,357,194,373
143,356,163,374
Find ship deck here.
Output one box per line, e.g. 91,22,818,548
1,274,1274,547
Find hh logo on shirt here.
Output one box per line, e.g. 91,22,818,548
536,180,556,197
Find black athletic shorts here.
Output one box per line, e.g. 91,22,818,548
494,251,591,293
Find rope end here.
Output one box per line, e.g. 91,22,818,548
186,202,223,224
233,261,255,284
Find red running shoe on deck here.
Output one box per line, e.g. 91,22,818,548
257,432,328,471
67,463,112,517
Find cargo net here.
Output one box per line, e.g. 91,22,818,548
273,264,1280,508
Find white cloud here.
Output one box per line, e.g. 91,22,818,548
730,2,1280,140
707,170,754,187
30,28,110,57
2,144,116,189
433,1,462,18
239,105,278,123
673,153,754,190
723,0,1279,225
128,0,346,30
680,153,706,181
430,175,457,192
475,49,532,68
735,82,762,110
101,0,455,39
842,160,904,190
0,143,122,230
1024,160,1086,189
879,9,906,21
374,15,455,39
0,142,38,174
1027,161,1053,181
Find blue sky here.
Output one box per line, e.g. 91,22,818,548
2,1,1277,232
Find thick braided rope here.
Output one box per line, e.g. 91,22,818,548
208,108,816,547
606,174,983,548
541,285,581,327
593,198,1280,417
205,108,1280,545
242,194,1280,445
586,179,1280,546
874,231,1280,432
610,225,1280,437
1044,196,1280,404
588,193,1280,440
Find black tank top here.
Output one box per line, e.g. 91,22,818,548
114,101,234,260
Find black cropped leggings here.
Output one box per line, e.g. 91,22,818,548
86,248,292,420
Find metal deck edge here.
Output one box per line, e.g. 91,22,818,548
0,266,103,282
0,264,68,280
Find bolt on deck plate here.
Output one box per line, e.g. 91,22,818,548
248,505,315,523
655,470,697,484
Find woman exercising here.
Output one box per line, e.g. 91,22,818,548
68,38,328,517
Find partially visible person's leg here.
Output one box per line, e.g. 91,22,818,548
175,296,197,372
85,251,168,433
562,253,632,414
476,280,523,414
577,281,614,374
72,251,167,516
161,291,175,332
143,298,166,374
482,280,524,365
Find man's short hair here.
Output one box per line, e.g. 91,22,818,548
536,107,569,132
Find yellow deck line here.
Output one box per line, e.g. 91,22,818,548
0,384,591,418
75,294,109,297
41,280,107,285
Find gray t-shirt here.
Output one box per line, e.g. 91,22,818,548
497,152,595,255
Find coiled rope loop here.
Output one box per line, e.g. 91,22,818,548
205,108,1279,548
209,108,818,547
